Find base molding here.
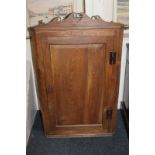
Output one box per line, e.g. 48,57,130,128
45,132,114,138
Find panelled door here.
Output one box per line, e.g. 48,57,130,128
42,35,113,136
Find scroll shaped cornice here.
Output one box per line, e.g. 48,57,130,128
31,13,123,30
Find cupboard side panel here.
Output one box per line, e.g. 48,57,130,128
110,28,124,132
30,31,51,134
103,28,123,132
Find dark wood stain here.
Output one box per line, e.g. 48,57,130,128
29,13,123,137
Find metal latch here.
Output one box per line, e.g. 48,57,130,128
106,109,113,120
109,51,116,64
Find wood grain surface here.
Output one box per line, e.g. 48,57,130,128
29,13,123,137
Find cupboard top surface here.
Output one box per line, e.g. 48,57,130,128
30,13,124,31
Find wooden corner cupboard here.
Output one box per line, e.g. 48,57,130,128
29,13,124,137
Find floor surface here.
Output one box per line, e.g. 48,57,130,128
27,111,129,155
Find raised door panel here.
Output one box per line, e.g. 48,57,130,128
46,44,106,135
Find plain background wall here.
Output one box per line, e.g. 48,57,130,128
85,0,114,21
26,39,39,144
73,0,84,12
26,60,38,143
26,8,39,143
